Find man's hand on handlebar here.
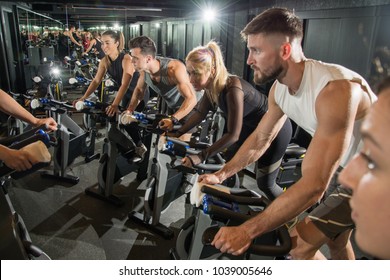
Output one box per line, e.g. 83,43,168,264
72,97,85,107
198,172,223,185
211,226,252,256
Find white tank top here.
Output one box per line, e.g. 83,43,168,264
274,59,377,167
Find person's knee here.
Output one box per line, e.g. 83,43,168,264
289,219,328,259
326,229,352,251
289,224,317,259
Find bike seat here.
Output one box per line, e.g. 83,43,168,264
285,145,306,158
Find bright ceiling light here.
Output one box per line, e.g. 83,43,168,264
203,8,216,21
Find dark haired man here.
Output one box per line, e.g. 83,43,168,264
126,36,198,139
199,8,377,259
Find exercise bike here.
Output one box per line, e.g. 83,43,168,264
5,91,35,136
31,97,100,184
127,114,228,239
83,103,153,206
0,127,54,259
170,183,292,260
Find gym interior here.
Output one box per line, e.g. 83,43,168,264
0,0,389,261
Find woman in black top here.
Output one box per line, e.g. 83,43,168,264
74,30,144,154
75,30,136,114
177,41,292,199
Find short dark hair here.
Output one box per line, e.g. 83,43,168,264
241,7,303,41
129,36,157,57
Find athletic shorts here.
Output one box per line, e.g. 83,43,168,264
308,169,355,240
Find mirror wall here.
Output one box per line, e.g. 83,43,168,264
17,7,63,63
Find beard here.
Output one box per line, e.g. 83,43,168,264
252,64,283,85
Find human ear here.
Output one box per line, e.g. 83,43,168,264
210,67,216,77
281,43,291,60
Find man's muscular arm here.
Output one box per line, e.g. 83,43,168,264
212,80,362,256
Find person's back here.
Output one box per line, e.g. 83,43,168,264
57,32,69,60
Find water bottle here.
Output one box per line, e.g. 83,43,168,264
31,98,49,109
75,100,95,111
120,113,138,125
135,113,149,124
162,141,189,157
202,194,239,213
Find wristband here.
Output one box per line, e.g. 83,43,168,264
170,115,180,125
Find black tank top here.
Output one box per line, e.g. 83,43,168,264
218,76,267,130
107,52,138,95
107,52,126,86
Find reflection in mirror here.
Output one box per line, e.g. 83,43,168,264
17,6,63,64
17,6,64,91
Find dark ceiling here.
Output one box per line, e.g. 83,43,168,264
18,0,248,28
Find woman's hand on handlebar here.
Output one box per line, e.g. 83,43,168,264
106,103,119,117
72,97,85,107
159,118,174,131
182,154,202,168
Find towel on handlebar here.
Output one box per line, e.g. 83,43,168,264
190,182,230,207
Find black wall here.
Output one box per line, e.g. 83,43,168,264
131,0,390,91
1,0,390,92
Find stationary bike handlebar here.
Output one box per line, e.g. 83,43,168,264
31,98,73,110
0,128,54,178
8,91,35,100
201,185,270,206
200,185,292,257
202,223,291,257
76,100,130,117
0,125,48,147
165,137,225,170
121,112,182,133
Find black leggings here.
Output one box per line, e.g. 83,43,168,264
123,100,145,146
256,118,292,200
224,118,292,200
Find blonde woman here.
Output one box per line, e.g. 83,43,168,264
176,41,292,199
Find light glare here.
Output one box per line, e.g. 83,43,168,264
203,8,216,21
